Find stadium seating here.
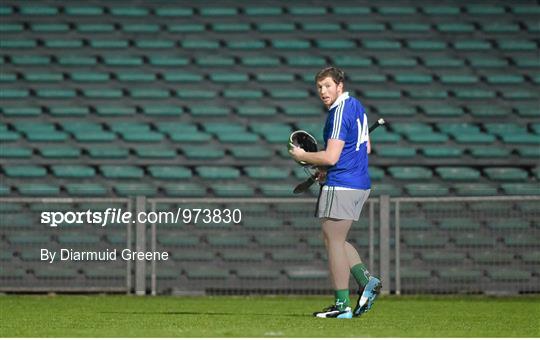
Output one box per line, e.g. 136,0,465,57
0,1,539,294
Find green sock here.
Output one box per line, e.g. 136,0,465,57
351,263,371,287
334,289,350,311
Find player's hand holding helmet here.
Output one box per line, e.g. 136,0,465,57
288,130,318,165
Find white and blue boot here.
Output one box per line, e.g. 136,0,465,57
353,277,382,317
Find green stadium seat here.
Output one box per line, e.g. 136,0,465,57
177,89,217,99
286,56,326,67
378,6,416,15
515,146,540,159
467,105,508,117
452,132,496,144
70,72,110,82
182,146,224,160
349,73,386,83
207,234,250,247
370,183,402,196
31,23,69,32
100,165,144,179
485,74,525,84
226,40,266,49
65,6,104,15
392,23,430,32
185,267,229,280
148,55,189,66
257,23,295,32
148,166,192,180
122,24,160,33
23,72,63,82
408,40,446,50
258,184,295,197
157,233,199,247
76,23,114,33
244,6,283,15
375,146,416,158
498,40,537,51
82,89,123,99
347,23,384,32
422,56,464,68
271,39,311,49
502,90,538,100
210,73,249,83
196,166,239,180
114,183,157,197
454,40,492,50
436,167,481,181
65,183,107,196
199,7,238,16
394,73,433,84
484,168,529,182
0,146,32,158
229,146,273,160
504,234,540,247
362,89,401,99
129,89,170,99
221,250,264,262
212,23,250,32
470,251,514,264
142,106,183,116
454,233,495,247
315,39,356,49
405,183,449,197
95,106,135,116
488,269,530,282
134,147,176,159
285,267,328,280
399,217,432,230
407,89,448,100
3,165,46,178
155,7,193,16
222,89,263,100
501,183,540,195
58,234,100,245
423,105,464,117
51,165,95,178
242,56,281,67
172,250,214,261
86,146,128,159
17,184,60,196
404,233,447,247
134,40,175,49
237,105,278,116
244,167,289,180
1,105,40,116
0,89,29,99
289,6,327,15
388,167,433,180
363,39,401,50
439,74,479,84
164,72,203,82
109,6,148,16
242,217,282,230
0,39,36,49
453,183,498,196
437,23,475,33
45,39,84,48
58,56,98,66
438,268,482,282
421,251,466,263
103,56,143,66
522,252,540,264
116,72,156,82
212,183,254,197
375,105,415,117
486,218,529,230
302,23,341,32
162,183,206,197
439,218,480,230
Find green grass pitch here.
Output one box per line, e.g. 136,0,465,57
1,294,538,337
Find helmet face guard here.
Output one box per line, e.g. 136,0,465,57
288,130,318,165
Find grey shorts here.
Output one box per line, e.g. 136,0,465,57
316,185,370,221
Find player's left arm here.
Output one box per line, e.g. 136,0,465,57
290,139,344,166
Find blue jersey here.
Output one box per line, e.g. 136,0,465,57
323,92,371,189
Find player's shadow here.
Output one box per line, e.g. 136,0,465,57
101,311,307,317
